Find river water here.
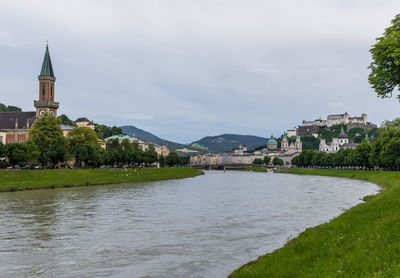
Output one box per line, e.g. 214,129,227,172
0,171,378,278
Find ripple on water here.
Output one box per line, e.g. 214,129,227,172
0,171,378,278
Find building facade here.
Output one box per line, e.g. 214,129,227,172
0,44,58,144
302,113,368,128
319,128,357,153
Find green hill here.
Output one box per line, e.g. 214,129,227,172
190,134,267,153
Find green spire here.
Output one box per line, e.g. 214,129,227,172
39,43,54,77
340,127,345,134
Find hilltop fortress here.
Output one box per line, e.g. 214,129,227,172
298,113,377,137
302,113,367,127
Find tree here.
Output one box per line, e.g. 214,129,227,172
57,114,76,126
301,136,320,150
29,114,66,165
272,157,284,166
166,151,180,166
369,14,400,101
144,146,158,165
263,155,271,165
67,127,100,150
25,140,40,162
353,141,372,168
4,143,27,165
0,103,22,112
253,158,263,165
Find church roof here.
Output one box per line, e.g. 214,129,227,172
338,127,348,139
267,138,277,145
39,45,55,77
0,112,36,130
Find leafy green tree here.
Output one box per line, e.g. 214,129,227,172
57,114,76,126
301,136,320,150
369,14,400,101
353,141,372,168
0,103,22,112
263,155,271,165
25,140,40,162
253,158,263,165
67,127,100,150
167,151,180,166
380,137,400,169
29,114,66,164
272,157,284,166
0,142,5,158
4,143,27,165
144,146,158,165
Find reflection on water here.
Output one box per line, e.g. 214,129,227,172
0,171,378,278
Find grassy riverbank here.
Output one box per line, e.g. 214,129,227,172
230,169,400,278
243,167,267,172
0,167,204,192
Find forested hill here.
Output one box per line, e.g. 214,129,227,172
190,134,267,153
0,103,22,112
119,125,186,150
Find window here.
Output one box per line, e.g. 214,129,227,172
8,140,13,144
51,85,53,96
42,85,45,96
0,136,2,143
19,140,24,144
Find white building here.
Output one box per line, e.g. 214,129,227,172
319,127,357,153
303,113,368,128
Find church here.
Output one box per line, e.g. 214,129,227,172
0,44,59,145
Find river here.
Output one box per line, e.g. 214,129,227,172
0,170,378,278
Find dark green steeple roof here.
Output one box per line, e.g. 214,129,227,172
39,45,54,77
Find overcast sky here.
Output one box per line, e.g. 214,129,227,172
0,1,399,143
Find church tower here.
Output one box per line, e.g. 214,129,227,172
34,42,59,117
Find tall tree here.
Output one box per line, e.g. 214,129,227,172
369,14,400,101
29,114,66,164
57,114,76,126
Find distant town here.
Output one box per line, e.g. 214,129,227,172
0,44,380,169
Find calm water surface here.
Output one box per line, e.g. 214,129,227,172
0,171,378,278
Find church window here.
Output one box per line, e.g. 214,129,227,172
51,85,53,96
42,85,45,96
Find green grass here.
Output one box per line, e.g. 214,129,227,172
230,169,400,278
243,167,267,172
0,167,204,192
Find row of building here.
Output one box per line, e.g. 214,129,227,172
104,134,170,157
190,135,303,167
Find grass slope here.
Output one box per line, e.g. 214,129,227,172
243,167,267,173
0,168,203,192
230,169,400,278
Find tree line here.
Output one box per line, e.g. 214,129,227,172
0,114,188,168
291,118,400,170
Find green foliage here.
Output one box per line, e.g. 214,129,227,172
0,103,22,112
272,157,284,166
67,127,100,150
29,114,66,165
166,151,181,166
252,158,263,165
318,124,346,142
4,143,27,165
57,114,76,126
369,14,400,101
95,124,123,139
263,155,271,165
0,168,203,192
301,136,320,150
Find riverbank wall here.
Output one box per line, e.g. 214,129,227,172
230,169,400,277
0,167,204,192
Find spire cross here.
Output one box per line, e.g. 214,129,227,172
46,41,48,47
